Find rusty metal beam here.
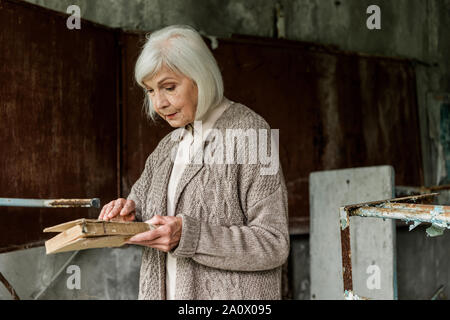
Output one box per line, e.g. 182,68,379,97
354,203,450,222
339,193,448,299
340,226,352,292
341,193,438,216
0,272,20,300
396,185,450,197
0,198,101,208
0,241,45,254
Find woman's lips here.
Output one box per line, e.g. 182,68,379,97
166,112,177,119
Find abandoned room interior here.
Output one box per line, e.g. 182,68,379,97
1,0,450,301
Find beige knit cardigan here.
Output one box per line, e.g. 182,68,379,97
127,101,290,300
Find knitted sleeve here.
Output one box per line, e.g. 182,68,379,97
173,169,290,272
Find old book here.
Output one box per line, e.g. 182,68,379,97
44,219,154,254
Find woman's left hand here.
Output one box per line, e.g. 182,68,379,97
127,215,182,252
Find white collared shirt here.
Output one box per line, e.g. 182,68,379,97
165,97,232,299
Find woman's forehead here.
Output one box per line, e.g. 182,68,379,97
143,66,183,86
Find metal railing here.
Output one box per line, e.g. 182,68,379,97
339,192,450,300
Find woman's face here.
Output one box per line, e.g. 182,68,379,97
143,65,198,128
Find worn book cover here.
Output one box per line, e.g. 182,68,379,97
44,219,154,254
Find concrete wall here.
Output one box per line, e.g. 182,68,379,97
0,246,142,300
1,0,448,300
310,166,396,300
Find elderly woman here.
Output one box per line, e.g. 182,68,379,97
98,25,289,300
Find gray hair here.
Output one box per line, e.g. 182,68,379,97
134,25,224,121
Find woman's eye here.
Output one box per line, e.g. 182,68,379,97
147,89,154,94
166,86,175,91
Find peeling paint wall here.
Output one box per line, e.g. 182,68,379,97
3,0,450,300
0,246,142,300
397,219,450,300
23,0,450,186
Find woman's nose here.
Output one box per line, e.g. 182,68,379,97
154,91,169,109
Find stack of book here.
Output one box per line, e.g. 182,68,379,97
44,219,154,254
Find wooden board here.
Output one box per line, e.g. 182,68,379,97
0,0,119,252
44,219,152,254
43,219,152,233
46,235,132,254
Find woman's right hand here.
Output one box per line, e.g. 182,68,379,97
98,198,136,222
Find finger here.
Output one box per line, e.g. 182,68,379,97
99,201,111,219
145,221,158,230
126,237,176,252
99,201,113,220
98,206,106,220
108,198,126,218
148,215,165,225
107,199,122,219
108,213,135,223
102,202,115,220
123,213,136,222
128,230,161,243
126,240,158,248
103,205,114,220
148,240,177,252
126,241,171,252
119,200,135,216
142,232,177,250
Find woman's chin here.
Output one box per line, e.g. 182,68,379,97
166,119,185,128
165,116,192,128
